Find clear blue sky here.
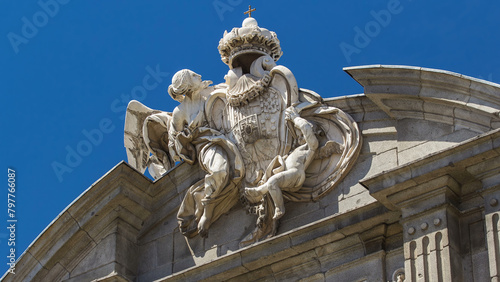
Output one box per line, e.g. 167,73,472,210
1,0,499,272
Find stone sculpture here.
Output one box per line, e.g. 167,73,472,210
124,14,361,245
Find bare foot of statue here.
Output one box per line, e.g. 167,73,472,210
198,204,214,238
197,214,211,238
273,206,285,220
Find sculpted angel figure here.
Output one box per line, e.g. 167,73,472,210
167,69,212,164
168,69,244,238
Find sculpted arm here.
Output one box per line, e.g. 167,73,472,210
286,106,318,152
292,116,318,152
171,107,186,133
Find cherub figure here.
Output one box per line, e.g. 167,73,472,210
245,106,319,219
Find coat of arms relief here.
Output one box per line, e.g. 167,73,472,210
124,13,361,246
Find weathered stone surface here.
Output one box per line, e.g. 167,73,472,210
324,251,386,281
227,265,274,282
240,235,299,271
204,206,254,250
316,235,365,271
299,273,325,282
471,251,491,282
279,205,325,233
70,234,118,277
385,248,405,281
361,128,500,282
156,234,174,267
37,263,69,282
273,259,322,281
137,239,157,274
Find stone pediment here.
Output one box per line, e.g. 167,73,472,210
4,65,500,281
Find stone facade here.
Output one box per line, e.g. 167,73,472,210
4,65,500,281
4,17,500,282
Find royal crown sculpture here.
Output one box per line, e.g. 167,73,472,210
124,8,361,246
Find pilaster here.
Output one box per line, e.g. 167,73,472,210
482,187,500,281
390,176,463,281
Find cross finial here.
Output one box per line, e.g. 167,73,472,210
244,5,256,17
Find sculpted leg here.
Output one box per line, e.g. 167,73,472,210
198,203,214,238
245,168,303,219
267,183,285,219
177,181,205,238
193,190,205,221
204,165,228,199
198,145,229,236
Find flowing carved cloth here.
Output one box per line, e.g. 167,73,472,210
176,126,245,237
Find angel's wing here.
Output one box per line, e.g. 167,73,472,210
143,111,175,172
124,100,162,173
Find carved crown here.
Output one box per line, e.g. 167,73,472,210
218,17,283,67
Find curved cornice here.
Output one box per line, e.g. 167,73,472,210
344,65,500,133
